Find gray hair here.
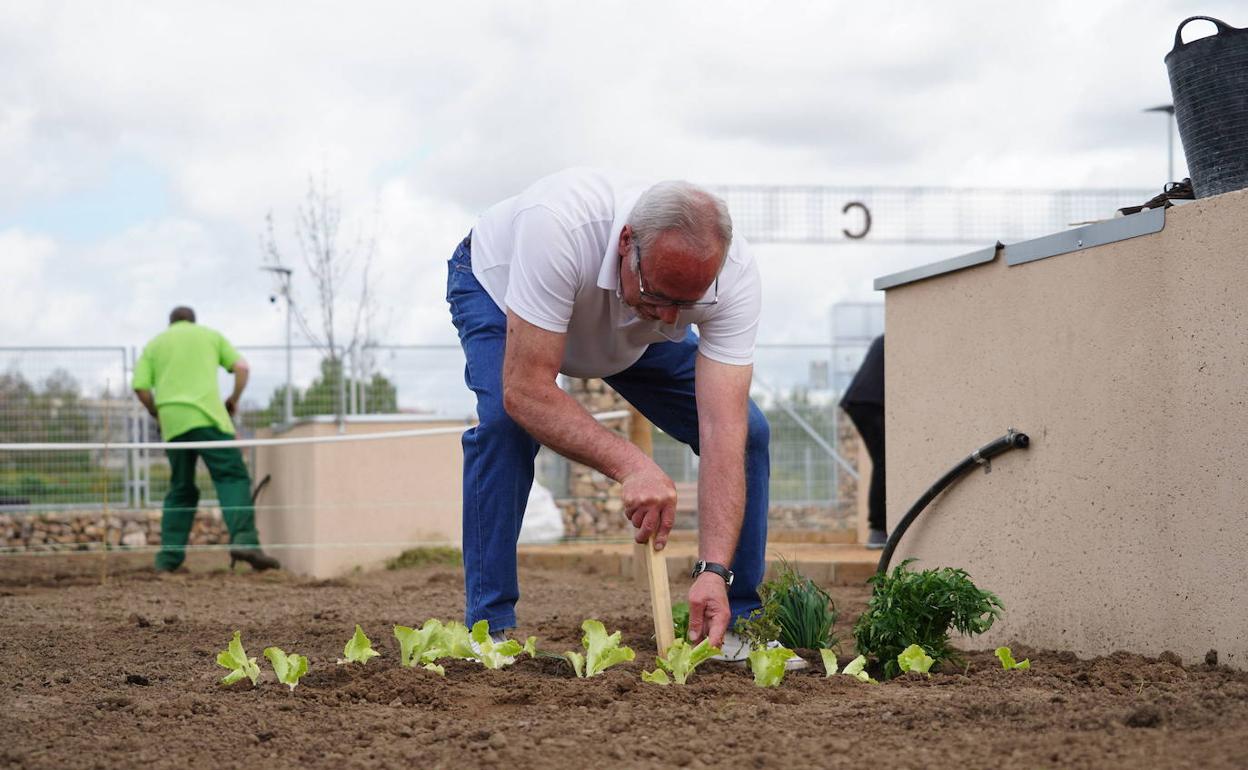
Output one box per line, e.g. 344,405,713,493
628,181,733,266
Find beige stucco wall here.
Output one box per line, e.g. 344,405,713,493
253,416,468,579
886,188,1248,668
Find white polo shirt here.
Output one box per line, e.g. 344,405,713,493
469,167,762,379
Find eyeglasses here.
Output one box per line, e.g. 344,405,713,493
628,241,719,308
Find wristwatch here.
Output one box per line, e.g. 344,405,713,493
691,560,734,586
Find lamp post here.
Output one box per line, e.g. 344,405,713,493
261,266,294,425
1145,104,1176,183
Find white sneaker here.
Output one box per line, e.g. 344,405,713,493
711,631,809,671
468,630,511,656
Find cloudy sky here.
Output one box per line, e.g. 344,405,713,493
0,0,1236,400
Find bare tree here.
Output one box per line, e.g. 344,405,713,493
261,169,380,421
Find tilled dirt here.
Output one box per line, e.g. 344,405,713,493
2,552,1247,769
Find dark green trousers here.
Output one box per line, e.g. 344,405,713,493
157,426,259,570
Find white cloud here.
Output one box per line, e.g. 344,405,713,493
1,0,1243,364
0,230,69,339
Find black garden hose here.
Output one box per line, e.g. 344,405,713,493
876,428,1030,574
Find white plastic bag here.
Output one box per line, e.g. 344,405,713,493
518,480,564,544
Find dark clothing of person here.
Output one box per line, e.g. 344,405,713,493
842,334,884,407
840,335,886,531
157,426,259,571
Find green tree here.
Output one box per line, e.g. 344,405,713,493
243,357,398,428
0,370,90,471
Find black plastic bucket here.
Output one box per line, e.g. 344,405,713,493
1164,16,1248,198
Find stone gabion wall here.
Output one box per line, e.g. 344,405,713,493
1,509,229,551
559,378,632,539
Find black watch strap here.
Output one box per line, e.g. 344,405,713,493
691,560,734,586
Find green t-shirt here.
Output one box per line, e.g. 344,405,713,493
132,321,242,441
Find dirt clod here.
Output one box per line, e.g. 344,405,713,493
1124,704,1164,728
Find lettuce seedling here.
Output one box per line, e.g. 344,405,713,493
822,650,879,683
995,646,1031,671
564,620,635,677
672,602,690,642
263,647,309,692
435,621,479,660
641,639,720,686
470,620,525,669
216,631,261,687
394,620,449,667
340,624,380,665
898,644,934,676
820,649,839,676
523,637,538,658
842,654,878,684
747,646,794,687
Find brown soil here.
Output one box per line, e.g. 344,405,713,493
2,553,1247,770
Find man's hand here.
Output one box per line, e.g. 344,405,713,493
134,389,158,420
620,463,677,550
226,359,249,417
686,572,731,647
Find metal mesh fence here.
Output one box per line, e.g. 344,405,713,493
640,342,864,532
0,338,873,538
754,344,851,510
714,185,1155,245
0,347,135,509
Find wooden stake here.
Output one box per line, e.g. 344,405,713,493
628,405,676,657
99,381,112,585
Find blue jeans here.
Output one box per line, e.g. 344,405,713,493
447,234,770,631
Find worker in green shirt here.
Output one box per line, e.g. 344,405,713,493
132,306,280,573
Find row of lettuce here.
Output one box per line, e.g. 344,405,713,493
219,618,1028,693
218,560,1030,692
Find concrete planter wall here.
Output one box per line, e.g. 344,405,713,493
883,188,1248,669
254,416,468,579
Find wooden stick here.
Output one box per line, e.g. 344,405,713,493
99,381,112,585
627,405,676,657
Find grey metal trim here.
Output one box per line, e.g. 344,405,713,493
873,243,1001,291
874,207,1168,290
1005,207,1166,266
